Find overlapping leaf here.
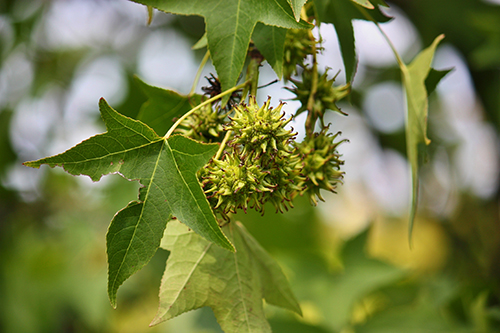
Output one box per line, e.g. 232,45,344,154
131,0,309,92
135,77,202,136
252,23,288,79
152,220,302,332
313,0,391,82
287,0,308,21
401,35,445,239
24,98,234,307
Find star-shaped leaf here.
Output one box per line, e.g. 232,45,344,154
313,0,391,82
131,0,310,92
24,98,234,307
152,220,302,332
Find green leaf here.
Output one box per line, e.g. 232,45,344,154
313,0,390,82
24,98,234,307
323,231,404,330
135,76,202,136
287,0,308,21
252,23,287,79
289,230,404,331
131,0,309,92
401,35,444,240
152,220,301,331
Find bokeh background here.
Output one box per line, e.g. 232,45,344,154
1,0,499,332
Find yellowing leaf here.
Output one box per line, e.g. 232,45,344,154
402,34,445,239
152,220,302,331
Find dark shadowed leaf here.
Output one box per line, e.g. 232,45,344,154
135,77,202,136
253,23,288,79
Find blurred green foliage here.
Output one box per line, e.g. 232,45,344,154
0,0,499,332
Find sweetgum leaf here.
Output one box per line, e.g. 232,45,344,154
135,77,202,136
152,220,301,331
252,23,287,79
131,0,310,92
24,98,234,307
402,35,445,240
313,0,391,82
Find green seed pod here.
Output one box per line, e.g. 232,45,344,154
283,28,317,80
201,153,273,218
263,150,304,213
176,102,227,143
287,68,350,126
227,96,295,158
295,126,346,205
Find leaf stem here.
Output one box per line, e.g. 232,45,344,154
305,29,319,136
214,130,232,160
242,50,263,100
189,51,211,96
165,80,250,139
356,6,405,70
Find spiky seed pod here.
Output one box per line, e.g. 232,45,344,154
287,68,350,124
176,103,227,143
295,127,347,205
263,150,304,213
201,153,274,218
227,96,296,158
283,28,317,80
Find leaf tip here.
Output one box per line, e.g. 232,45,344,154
98,97,108,106
149,316,162,327
223,239,236,253
22,161,39,169
109,294,118,309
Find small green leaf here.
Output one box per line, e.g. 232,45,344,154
152,220,301,331
287,0,308,21
252,23,287,79
425,68,452,97
131,0,310,92
350,0,388,9
135,76,202,136
24,98,234,308
402,34,445,240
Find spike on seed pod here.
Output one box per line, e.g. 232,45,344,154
294,126,346,205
